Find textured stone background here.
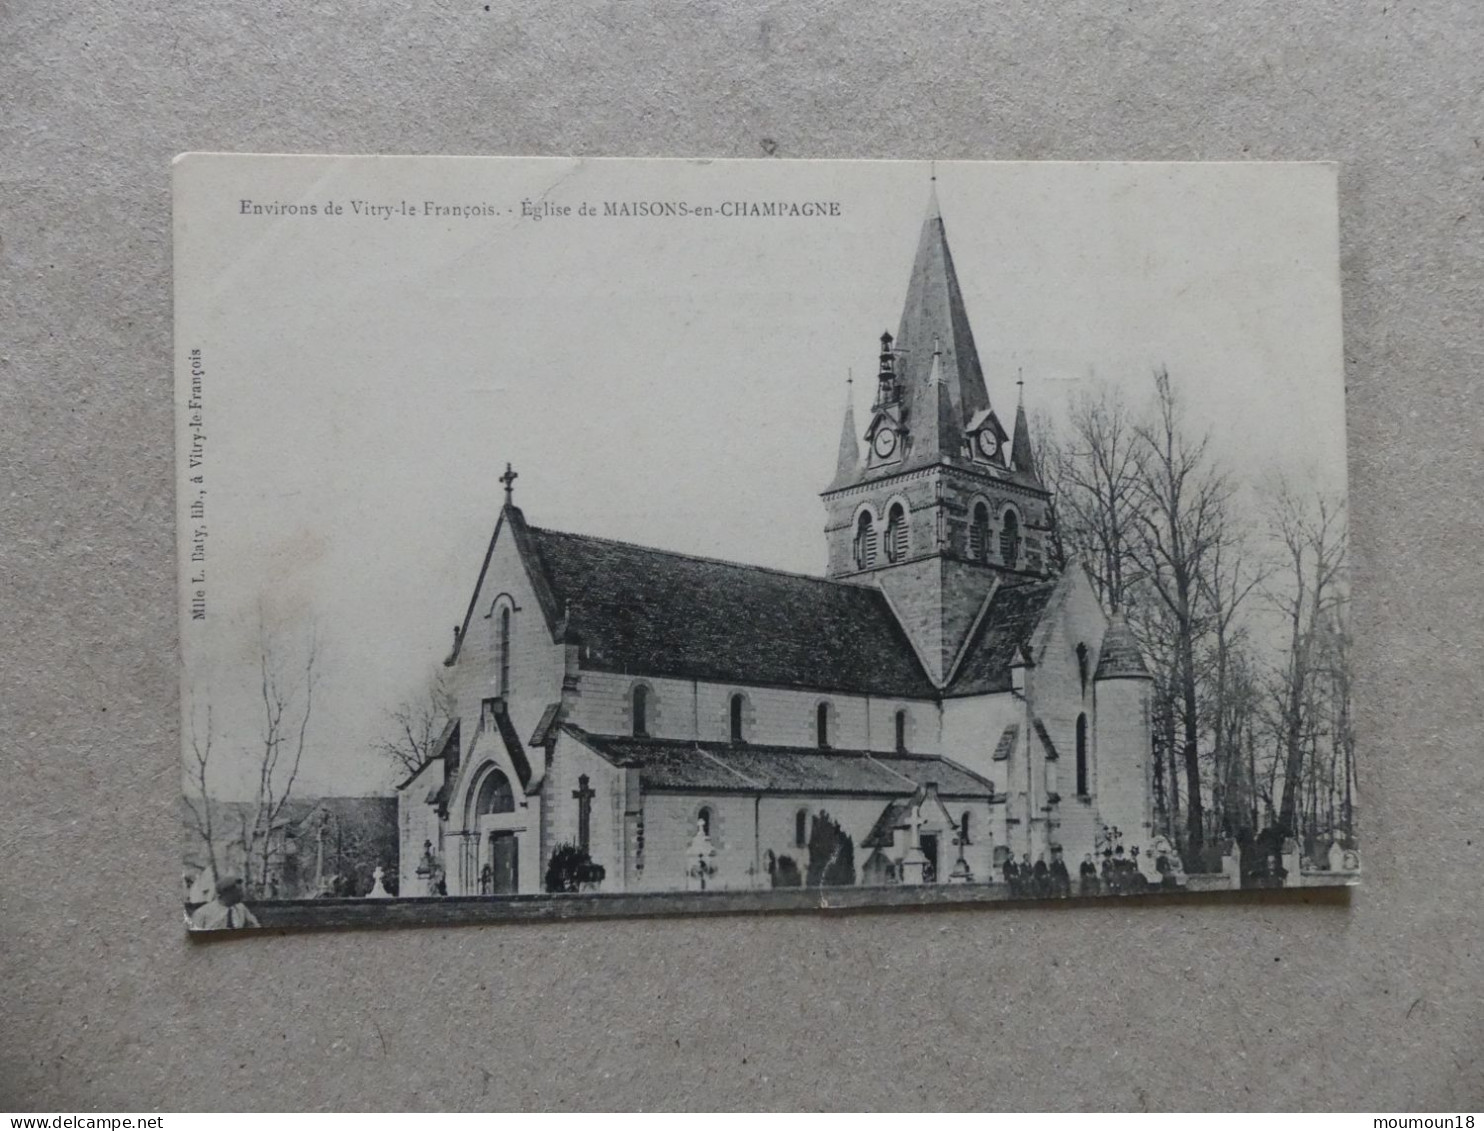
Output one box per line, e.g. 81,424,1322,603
3,0,1482,1112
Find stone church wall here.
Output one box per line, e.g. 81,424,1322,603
636,792,761,892
570,669,938,754
397,761,444,896
940,692,1021,787
448,523,568,775
548,731,627,890
1092,677,1153,852
755,794,899,884
1026,571,1109,861
630,792,1000,893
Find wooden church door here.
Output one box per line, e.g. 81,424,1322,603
920,834,940,883
489,832,519,894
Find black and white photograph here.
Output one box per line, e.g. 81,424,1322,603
175,154,1355,932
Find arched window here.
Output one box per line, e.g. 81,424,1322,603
632,684,649,737
1076,713,1089,797
697,806,713,837
816,702,830,749
1076,643,1090,694
498,606,512,696
969,502,990,561
894,709,908,753
886,502,908,563
473,767,515,817
795,808,809,848
999,508,1021,567
854,511,877,569
959,811,971,843
729,693,745,743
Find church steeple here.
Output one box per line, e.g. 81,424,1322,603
825,180,1056,602
819,178,1060,681
892,185,992,469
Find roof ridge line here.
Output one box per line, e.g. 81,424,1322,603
944,575,1002,687
873,584,947,690
690,743,766,789
527,524,880,591
861,750,920,790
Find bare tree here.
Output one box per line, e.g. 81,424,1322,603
1058,384,1142,610
181,695,220,885
1198,537,1268,839
1129,367,1233,850
1265,479,1348,839
373,669,456,778
243,626,319,895
1027,407,1069,573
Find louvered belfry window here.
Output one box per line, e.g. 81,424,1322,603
1000,509,1021,567
969,502,990,561
854,511,877,569
886,503,908,563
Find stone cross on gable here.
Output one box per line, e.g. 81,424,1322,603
902,802,927,851
572,773,596,851
500,462,518,503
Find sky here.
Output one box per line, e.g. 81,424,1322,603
174,155,1347,800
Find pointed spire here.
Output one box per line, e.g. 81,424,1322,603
1010,398,1036,477
918,337,959,463
1009,391,1044,483
834,373,860,482
894,182,991,470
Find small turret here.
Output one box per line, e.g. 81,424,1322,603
831,376,861,486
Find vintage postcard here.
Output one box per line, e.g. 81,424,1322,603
175,155,1356,932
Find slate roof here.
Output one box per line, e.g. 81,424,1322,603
991,723,1019,761
893,188,993,473
863,797,915,848
528,703,563,748
571,730,994,798
522,524,938,697
1095,613,1152,680
1032,718,1060,761
490,704,533,789
943,579,1060,696
861,784,966,849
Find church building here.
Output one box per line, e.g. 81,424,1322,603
397,187,1157,898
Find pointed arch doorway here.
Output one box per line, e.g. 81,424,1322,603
465,764,522,895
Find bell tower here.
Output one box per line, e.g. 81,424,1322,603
822,181,1058,684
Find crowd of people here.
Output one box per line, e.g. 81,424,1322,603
1000,844,1183,898
1000,851,1071,898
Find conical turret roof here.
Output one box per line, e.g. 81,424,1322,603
1009,398,1039,480
1095,612,1151,681
831,379,861,487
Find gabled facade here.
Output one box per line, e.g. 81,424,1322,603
397,189,1156,899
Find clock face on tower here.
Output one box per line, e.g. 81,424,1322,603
873,429,898,459
978,430,999,460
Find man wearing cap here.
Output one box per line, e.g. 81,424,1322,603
188,874,261,930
